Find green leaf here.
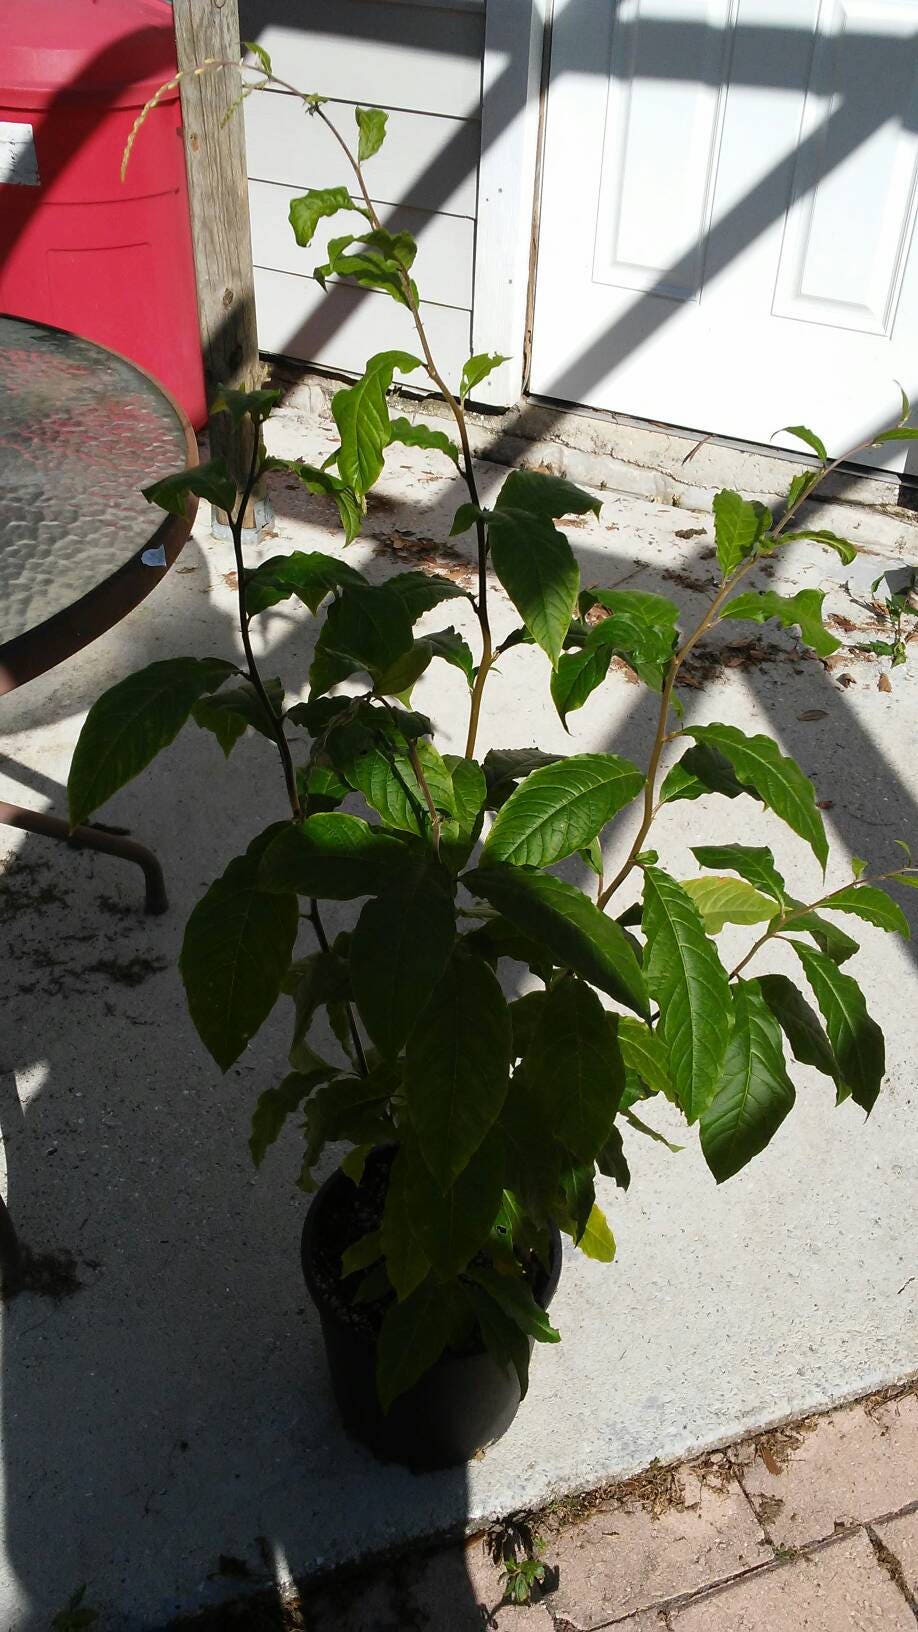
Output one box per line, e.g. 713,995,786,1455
679,876,779,935
792,944,885,1112
659,743,750,805
755,973,841,1087
315,228,417,307
142,458,236,518
192,676,283,755
262,461,363,544
259,813,410,899
618,1016,675,1101
67,657,235,827
350,855,456,1058
355,105,388,161
250,1069,331,1168
376,1277,463,1411
576,1203,616,1262
483,752,644,868
314,581,415,681
341,1230,383,1278
780,424,828,463
406,1130,505,1277
483,748,565,809
783,908,859,964
289,185,363,249
300,1069,395,1182
384,570,469,622
180,838,299,1072
642,867,732,1122
459,351,509,401
700,981,796,1182
387,416,460,466
245,549,366,617
465,864,649,1017
286,948,351,1069
721,589,841,657
550,643,614,728
424,628,475,686
820,885,910,937
509,991,548,1060
463,1282,531,1399
488,511,580,668
495,468,601,522
784,469,820,513
873,427,918,444
527,979,624,1163
467,1265,559,1344
336,742,437,835
622,1107,684,1152
404,948,512,1187
597,1125,631,1188
582,587,680,644
440,755,487,870
449,500,488,537
374,640,432,698
332,351,424,498
381,1146,430,1300
685,723,828,870
712,489,772,577
779,528,858,565
210,384,282,425
690,845,787,906
243,39,273,75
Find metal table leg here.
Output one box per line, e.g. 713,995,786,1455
0,803,168,914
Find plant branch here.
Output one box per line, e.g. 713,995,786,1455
729,866,918,979
307,900,369,1075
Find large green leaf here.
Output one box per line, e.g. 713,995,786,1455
482,748,565,809
338,741,453,836
659,743,750,806
488,510,580,667
404,948,512,1187
495,468,601,522
712,489,772,576
383,569,469,621
376,1277,463,1411
720,588,840,657
483,752,644,868
685,723,828,870
387,417,460,467
527,979,624,1163
180,838,299,1072
192,676,283,756
355,105,388,161
792,943,885,1111
68,657,235,827
700,981,796,1182
259,813,410,899
642,867,732,1122
314,581,415,681
465,864,649,1017
245,549,365,616
820,885,910,938
690,845,787,906
679,875,779,935
755,973,841,1088
289,185,363,248
405,1129,505,1277
380,1146,430,1300
332,350,423,497
350,856,456,1058
143,458,236,518
550,642,614,727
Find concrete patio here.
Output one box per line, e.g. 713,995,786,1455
1,399,917,1630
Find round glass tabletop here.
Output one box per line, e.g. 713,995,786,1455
0,315,197,684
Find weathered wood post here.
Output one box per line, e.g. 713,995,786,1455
172,0,271,537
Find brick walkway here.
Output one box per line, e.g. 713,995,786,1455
238,1383,918,1630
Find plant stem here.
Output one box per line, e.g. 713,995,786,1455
307,900,369,1075
407,741,441,854
728,866,918,979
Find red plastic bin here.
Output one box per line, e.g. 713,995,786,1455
0,0,206,427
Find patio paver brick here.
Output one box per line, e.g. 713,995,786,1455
873,1507,918,1605
738,1392,918,1549
539,1465,768,1629
670,1531,916,1631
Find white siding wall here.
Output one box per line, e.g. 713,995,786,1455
239,0,485,384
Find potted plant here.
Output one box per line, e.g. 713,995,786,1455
68,74,917,1469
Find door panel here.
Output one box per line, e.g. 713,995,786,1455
530,0,918,468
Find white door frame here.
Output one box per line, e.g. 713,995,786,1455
470,0,548,406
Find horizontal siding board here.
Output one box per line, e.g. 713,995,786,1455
254,266,472,383
243,91,480,218
239,0,484,117
250,181,475,309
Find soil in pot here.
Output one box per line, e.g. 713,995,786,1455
301,1147,562,1471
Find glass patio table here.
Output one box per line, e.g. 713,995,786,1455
0,315,199,911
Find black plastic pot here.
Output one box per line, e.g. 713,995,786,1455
301,1162,563,1471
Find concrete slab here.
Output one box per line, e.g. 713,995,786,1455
740,1395,918,1548
541,1465,767,1629
670,1532,915,1632
2,408,917,1629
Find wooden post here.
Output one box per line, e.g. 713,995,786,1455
172,0,269,536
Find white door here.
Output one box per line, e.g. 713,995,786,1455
530,0,918,468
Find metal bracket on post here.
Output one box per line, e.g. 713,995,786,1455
172,0,274,542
